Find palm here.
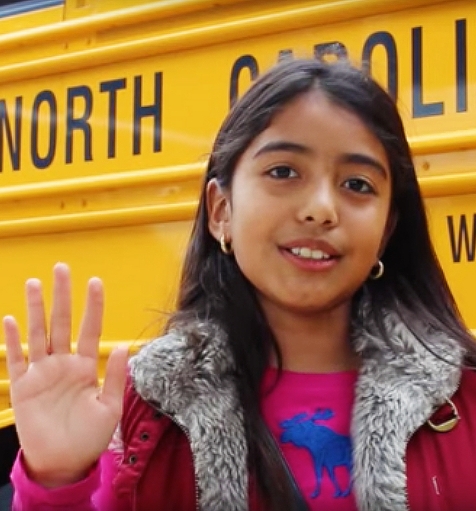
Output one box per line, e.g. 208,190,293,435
12,355,116,473
4,264,128,486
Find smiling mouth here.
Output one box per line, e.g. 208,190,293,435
286,247,336,261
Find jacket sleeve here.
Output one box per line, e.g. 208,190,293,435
10,449,128,511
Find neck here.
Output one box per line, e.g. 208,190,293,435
262,300,359,373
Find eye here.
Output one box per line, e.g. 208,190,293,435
268,166,299,179
343,177,375,194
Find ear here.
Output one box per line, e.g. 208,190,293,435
378,211,398,257
206,178,232,241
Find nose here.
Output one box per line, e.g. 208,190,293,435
298,183,339,227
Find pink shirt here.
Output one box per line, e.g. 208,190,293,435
261,367,358,511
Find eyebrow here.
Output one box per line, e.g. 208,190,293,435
340,153,388,179
253,140,311,158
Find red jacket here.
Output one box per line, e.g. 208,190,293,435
112,370,476,511
11,314,476,510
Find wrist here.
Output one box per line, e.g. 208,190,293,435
22,453,94,489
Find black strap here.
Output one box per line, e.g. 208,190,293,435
263,423,310,511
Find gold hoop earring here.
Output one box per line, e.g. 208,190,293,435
369,260,384,280
220,234,233,255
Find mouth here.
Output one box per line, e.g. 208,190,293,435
279,247,341,272
286,247,335,261
279,239,341,271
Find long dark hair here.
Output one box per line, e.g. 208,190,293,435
167,58,476,509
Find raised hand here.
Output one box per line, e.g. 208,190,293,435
4,263,129,487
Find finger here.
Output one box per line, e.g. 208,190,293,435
49,263,72,355
3,316,27,382
98,346,129,412
26,278,48,363
77,277,104,359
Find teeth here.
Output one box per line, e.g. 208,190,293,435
312,249,329,260
290,247,331,260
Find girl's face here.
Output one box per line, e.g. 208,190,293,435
208,91,393,318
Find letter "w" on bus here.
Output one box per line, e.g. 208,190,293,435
447,214,476,262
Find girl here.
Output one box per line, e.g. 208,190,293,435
5,58,476,511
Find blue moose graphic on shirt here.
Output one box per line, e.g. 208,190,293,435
279,408,353,499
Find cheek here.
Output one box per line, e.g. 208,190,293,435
228,197,276,275
370,227,391,262
230,205,267,253
349,204,390,256
229,182,273,238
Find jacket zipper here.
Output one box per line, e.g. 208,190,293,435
157,409,201,511
402,378,461,511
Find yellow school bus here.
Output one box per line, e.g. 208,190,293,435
0,0,475,483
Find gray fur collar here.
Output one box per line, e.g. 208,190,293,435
351,308,463,511
130,322,247,511
130,311,463,511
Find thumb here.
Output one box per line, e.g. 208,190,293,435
98,346,129,414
